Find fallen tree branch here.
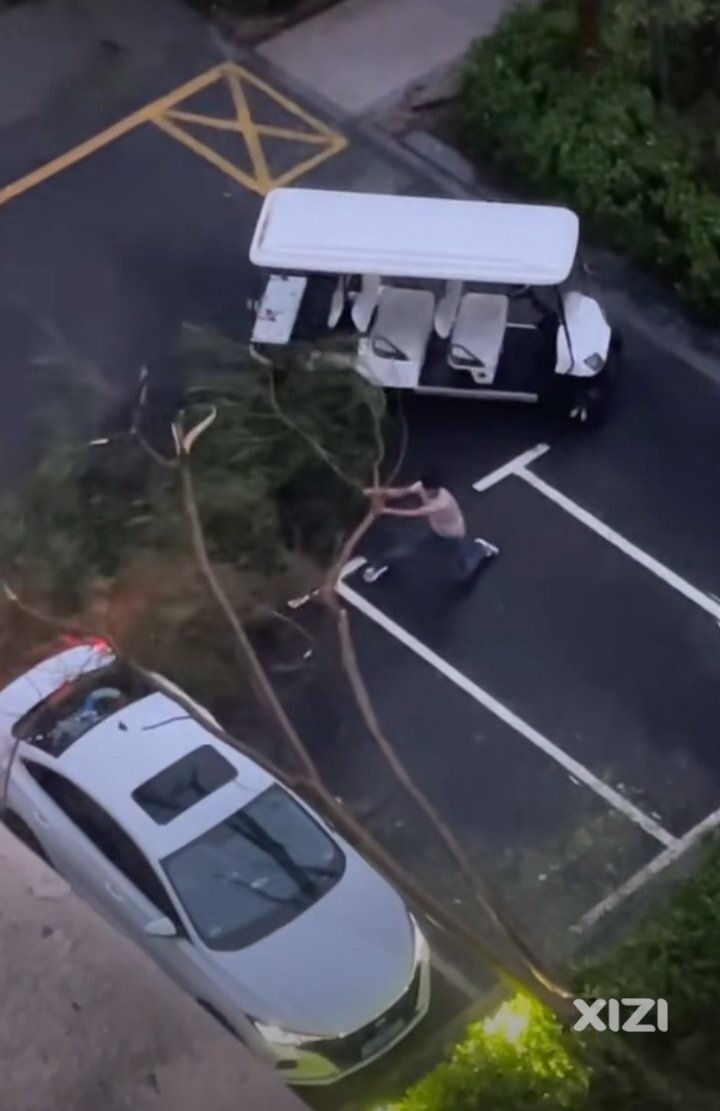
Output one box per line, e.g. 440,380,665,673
266,368,358,489
334,603,565,998
172,411,322,784
3,572,570,1016
168,412,572,1015
9,361,572,1013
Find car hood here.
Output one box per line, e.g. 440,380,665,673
208,845,415,1036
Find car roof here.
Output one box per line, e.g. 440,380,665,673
250,189,580,285
54,691,275,858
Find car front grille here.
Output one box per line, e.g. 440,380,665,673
319,966,422,1070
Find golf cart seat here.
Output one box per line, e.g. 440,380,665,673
449,292,509,384
359,286,435,388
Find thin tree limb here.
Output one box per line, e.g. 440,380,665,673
335,603,567,999
266,369,358,489
172,413,322,784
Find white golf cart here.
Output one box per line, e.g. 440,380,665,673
248,189,620,426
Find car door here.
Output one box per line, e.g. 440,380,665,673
17,759,248,1029
4,754,93,888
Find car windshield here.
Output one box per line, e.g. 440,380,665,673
161,786,345,950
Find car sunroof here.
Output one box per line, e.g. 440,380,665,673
132,745,236,824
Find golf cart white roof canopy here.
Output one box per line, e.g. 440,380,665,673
250,189,580,286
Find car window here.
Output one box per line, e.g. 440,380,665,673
13,663,151,757
162,785,345,951
132,745,235,825
24,762,180,924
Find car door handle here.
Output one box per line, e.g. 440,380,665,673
104,882,124,902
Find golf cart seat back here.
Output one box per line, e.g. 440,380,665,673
361,286,435,388
351,274,382,333
434,280,463,339
449,292,509,384
327,275,347,329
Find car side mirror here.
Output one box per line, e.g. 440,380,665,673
144,915,177,938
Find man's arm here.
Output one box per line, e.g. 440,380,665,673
364,482,421,502
382,505,434,519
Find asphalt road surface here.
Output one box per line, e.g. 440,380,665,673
3,15,720,1111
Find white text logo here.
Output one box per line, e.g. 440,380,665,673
572,998,668,1033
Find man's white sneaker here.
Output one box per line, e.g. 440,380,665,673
474,539,499,557
362,564,388,584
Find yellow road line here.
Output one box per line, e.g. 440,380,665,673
153,114,265,195
227,70,272,195
165,108,240,131
0,60,347,208
270,135,347,189
165,112,330,146
220,61,342,142
256,125,330,145
0,66,226,209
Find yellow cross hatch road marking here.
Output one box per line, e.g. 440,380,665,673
150,63,346,195
0,62,346,208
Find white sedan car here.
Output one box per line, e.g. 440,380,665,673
0,642,430,1085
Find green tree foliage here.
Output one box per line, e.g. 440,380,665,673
0,328,383,709
578,836,720,1090
388,995,589,1111
460,0,720,316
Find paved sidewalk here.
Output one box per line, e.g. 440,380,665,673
259,0,517,116
0,827,303,1111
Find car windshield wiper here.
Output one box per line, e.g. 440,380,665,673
213,870,307,909
228,812,328,897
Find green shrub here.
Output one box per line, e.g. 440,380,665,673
459,0,720,316
387,838,720,1110
388,995,588,1111
578,835,720,1089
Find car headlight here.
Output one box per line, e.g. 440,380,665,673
411,915,430,968
584,352,604,372
251,1019,318,1048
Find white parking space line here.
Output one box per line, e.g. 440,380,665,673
574,803,720,934
472,443,550,493
337,573,676,848
520,468,720,626
473,443,720,626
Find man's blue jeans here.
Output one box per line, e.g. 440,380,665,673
379,530,478,581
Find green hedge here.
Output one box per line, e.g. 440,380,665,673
579,835,720,1091
386,837,720,1110
459,0,720,317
